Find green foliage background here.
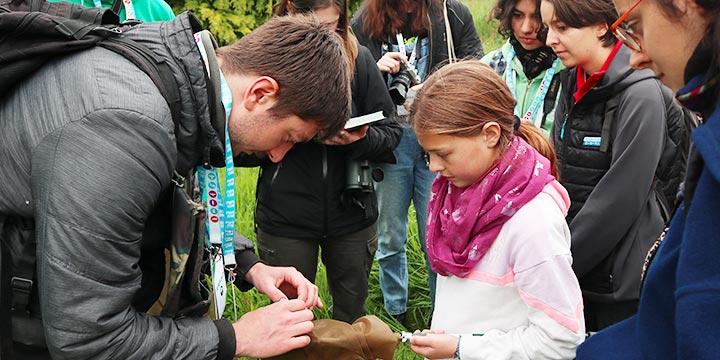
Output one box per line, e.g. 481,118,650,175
164,0,500,47
165,0,364,45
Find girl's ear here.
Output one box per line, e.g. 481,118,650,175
482,121,502,148
595,21,609,39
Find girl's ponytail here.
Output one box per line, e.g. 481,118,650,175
516,121,559,178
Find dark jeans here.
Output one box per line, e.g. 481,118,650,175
256,223,378,323
584,299,639,332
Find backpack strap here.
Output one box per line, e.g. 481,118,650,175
653,177,672,223
1,220,14,357
9,219,35,318
29,0,42,11
599,69,637,153
111,0,122,15
600,96,617,153
97,36,182,127
0,217,36,357
540,73,562,130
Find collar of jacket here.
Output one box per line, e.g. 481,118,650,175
155,12,225,174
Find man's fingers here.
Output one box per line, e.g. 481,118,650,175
276,298,308,311
282,334,312,353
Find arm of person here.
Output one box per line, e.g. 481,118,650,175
569,80,666,277
447,0,484,59
33,109,225,359
444,256,585,360
459,203,583,360
675,135,720,358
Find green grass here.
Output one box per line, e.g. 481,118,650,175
468,0,504,53
225,168,433,359
224,3,501,358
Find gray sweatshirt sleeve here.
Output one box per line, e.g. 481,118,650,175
569,80,666,277
31,109,223,359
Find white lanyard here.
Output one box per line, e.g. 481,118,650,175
121,0,135,20
395,33,418,65
505,47,559,128
92,0,135,20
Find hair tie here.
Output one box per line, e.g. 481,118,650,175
513,115,521,134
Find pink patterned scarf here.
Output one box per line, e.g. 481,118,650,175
426,136,555,277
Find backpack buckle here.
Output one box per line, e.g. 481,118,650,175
10,277,32,293
10,276,33,315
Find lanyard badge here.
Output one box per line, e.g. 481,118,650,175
195,32,237,319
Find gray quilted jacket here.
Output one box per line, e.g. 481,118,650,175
0,13,252,360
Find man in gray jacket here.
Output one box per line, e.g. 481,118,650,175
0,13,351,360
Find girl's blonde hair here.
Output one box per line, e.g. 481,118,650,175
408,60,558,177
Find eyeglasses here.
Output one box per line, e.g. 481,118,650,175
610,0,644,51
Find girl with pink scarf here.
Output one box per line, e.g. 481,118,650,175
407,61,584,359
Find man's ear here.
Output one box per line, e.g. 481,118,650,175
242,76,280,111
482,121,502,148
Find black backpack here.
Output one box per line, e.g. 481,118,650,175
0,1,211,356
0,0,181,122
603,77,699,222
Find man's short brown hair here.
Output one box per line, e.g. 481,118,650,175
217,15,351,138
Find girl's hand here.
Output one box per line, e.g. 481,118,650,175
376,52,408,74
409,330,458,359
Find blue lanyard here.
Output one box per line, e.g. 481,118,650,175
195,34,237,269
505,47,559,128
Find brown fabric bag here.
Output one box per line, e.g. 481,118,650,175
269,315,400,360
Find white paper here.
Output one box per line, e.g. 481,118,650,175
344,111,385,129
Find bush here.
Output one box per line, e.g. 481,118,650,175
166,0,364,46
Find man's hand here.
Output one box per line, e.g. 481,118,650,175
409,329,458,359
245,262,323,309
233,299,315,358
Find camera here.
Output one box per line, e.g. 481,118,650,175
388,62,421,105
346,160,384,193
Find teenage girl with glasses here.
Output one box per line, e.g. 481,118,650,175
577,0,720,358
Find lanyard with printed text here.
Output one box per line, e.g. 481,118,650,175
122,0,135,20
194,33,237,270
505,47,559,128
395,33,418,65
92,0,135,20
